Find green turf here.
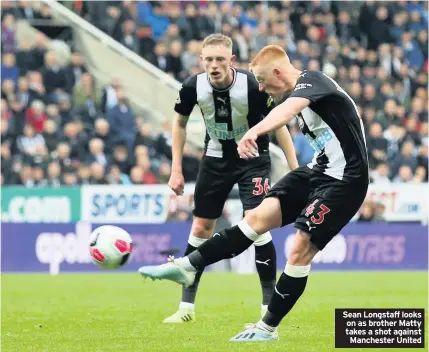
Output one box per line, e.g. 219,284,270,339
2,272,427,352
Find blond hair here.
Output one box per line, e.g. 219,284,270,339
250,45,290,70
202,34,233,49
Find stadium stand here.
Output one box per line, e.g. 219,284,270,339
1,0,427,205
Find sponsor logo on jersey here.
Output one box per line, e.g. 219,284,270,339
206,120,248,140
304,128,334,153
294,83,313,91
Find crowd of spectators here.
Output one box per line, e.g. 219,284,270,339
1,0,428,188
1,0,201,186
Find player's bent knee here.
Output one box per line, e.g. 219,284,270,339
254,231,272,246
245,199,282,233
191,218,216,239
244,209,267,234
288,232,319,265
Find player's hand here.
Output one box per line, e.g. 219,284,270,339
238,129,259,159
168,171,185,196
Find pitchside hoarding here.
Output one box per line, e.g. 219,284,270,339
2,183,428,223
80,185,172,224
1,187,81,223
1,223,427,273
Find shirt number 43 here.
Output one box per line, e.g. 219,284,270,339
305,199,331,224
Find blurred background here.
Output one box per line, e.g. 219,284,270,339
1,0,428,274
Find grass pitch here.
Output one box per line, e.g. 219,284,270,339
2,272,427,352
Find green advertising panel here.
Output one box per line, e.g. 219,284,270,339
1,187,81,223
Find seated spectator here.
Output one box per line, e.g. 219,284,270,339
42,119,59,154
120,19,139,53
130,165,143,184
136,154,158,184
1,52,19,85
1,143,14,184
17,164,34,187
25,100,47,133
417,144,428,180
46,161,61,187
357,201,375,222
100,77,121,114
72,74,101,128
106,88,136,150
30,144,50,170
2,79,16,103
146,42,168,70
1,14,16,53
86,138,108,166
45,103,61,127
390,140,418,179
16,77,35,109
58,95,73,126
110,143,133,175
90,162,108,184
16,124,45,157
65,52,88,90
372,202,386,222
371,162,391,184
77,163,91,185
16,1,42,21
367,122,388,168
134,122,157,157
27,71,46,102
1,117,15,147
62,169,79,186
53,142,73,171
15,40,33,76
107,164,132,185
166,40,185,80
63,121,88,161
158,160,171,184
414,166,427,183
92,118,113,153
41,51,69,102
33,165,48,187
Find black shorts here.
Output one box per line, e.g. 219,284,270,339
193,154,271,219
265,166,368,250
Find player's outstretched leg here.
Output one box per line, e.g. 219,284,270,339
163,218,215,323
253,233,276,318
138,198,282,291
229,229,318,342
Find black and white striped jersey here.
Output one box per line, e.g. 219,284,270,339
174,68,273,158
288,70,369,182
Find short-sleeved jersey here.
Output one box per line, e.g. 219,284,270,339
287,70,369,182
174,68,273,158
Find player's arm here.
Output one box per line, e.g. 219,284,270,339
256,97,310,136
239,97,310,159
274,126,299,170
170,77,197,195
171,113,189,175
